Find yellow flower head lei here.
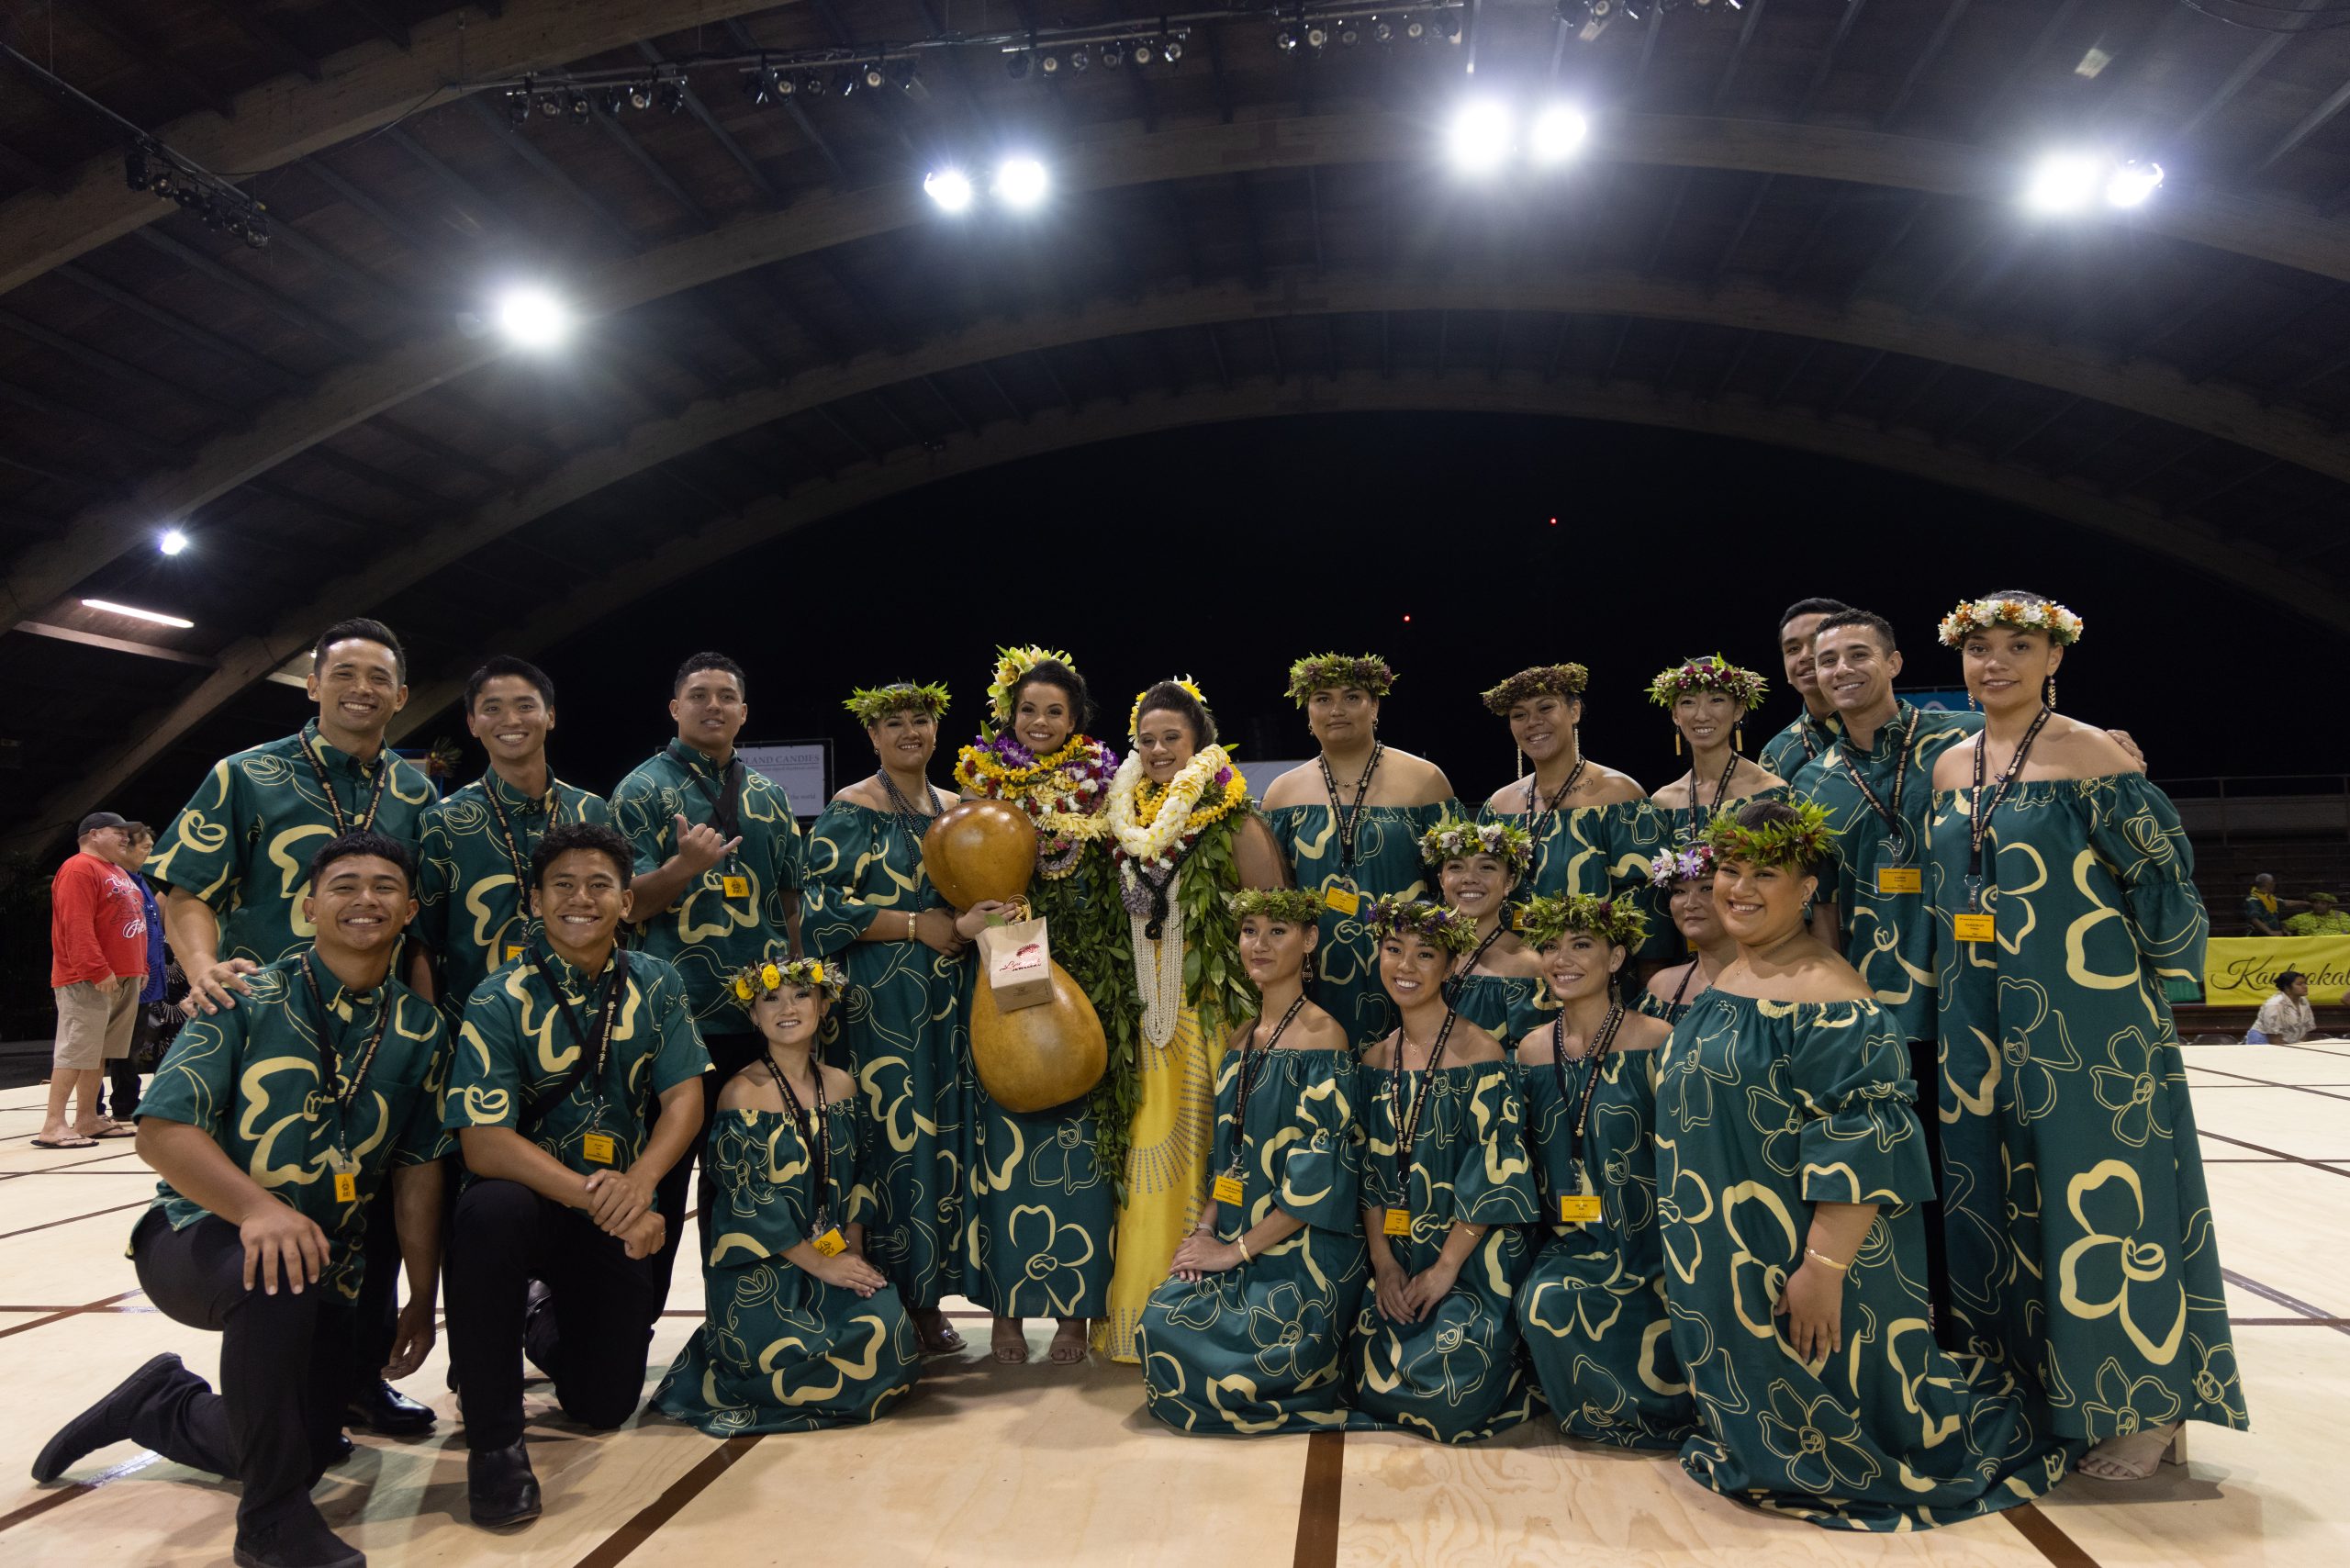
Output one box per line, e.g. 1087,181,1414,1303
1517,892,1649,953
1365,896,1479,955
1480,663,1590,715
1127,676,1209,740
1228,888,1326,924
1936,595,2085,648
984,644,1080,734
1646,653,1768,711
1284,652,1394,706
1701,796,1835,871
730,956,844,1005
845,681,950,726
1417,813,1534,878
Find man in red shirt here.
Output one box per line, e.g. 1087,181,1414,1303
39,812,151,1149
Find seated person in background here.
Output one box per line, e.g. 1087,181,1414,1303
2248,969,2315,1046
2243,873,2306,936
31,833,449,1568
442,823,708,1530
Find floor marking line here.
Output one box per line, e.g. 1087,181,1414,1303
2182,1064,2350,1103
2005,1501,2101,1568
0,1199,151,1243
1292,1429,1344,1568
567,1432,764,1568
0,1290,140,1341
2199,1128,2350,1173
2221,1268,2350,1335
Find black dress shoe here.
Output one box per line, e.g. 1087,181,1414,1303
231,1510,364,1568
466,1441,542,1529
31,1353,185,1483
343,1379,435,1436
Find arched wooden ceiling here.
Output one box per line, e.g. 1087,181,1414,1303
7,0,2350,848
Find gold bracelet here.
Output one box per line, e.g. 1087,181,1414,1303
907,910,917,941
1236,1234,1250,1263
1804,1246,1851,1273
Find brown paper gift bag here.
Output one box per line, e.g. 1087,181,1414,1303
979,915,1054,1011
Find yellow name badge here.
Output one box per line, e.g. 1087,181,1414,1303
1212,1175,1245,1205
1382,1206,1411,1238
1953,913,1996,944
333,1171,358,1204
581,1132,617,1166
1558,1193,1603,1224
811,1228,847,1258
1323,885,1360,917
721,874,751,899
504,943,525,963
1875,866,1923,895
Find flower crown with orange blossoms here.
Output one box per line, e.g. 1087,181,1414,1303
1228,888,1326,924
1481,663,1590,715
1936,596,2085,648
1365,896,1479,954
1645,654,1768,710
1517,892,1649,953
845,681,950,726
1285,652,1394,706
1701,797,1836,871
731,956,845,1005
1418,814,1534,877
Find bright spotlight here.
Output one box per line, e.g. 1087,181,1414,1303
82,598,195,629
2104,159,2164,208
158,528,189,556
1528,106,1588,164
2022,151,2105,215
993,156,1049,209
923,167,975,213
1448,100,1514,174
494,286,572,349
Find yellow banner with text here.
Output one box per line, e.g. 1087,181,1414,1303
2202,935,2350,1006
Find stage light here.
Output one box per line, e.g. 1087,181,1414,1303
1529,105,1589,163
566,91,590,120
504,92,530,130
631,83,655,110
1406,18,1427,40
745,71,770,106
82,598,194,629
159,528,189,556
2023,151,2104,215
924,167,975,213
1162,38,1184,62
599,87,626,116
1103,41,1125,68
1305,25,1330,50
1277,28,1301,53
1340,23,1360,45
1069,46,1091,72
536,93,561,118
495,286,572,350
864,62,887,90
1007,51,1031,79
994,156,1049,209
660,81,687,114
802,72,827,96
1132,40,1155,65
2104,159,2164,208
1039,51,1060,74
1448,100,1514,174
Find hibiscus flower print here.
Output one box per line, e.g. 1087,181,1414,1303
1027,1119,1104,1194
1247,1281,1331,1382
2082,1356,2183,1439
1006,1204,1099,1316
2087,1026,2172,1149
1756,1380,1885,1495
2058,1160,2188,1366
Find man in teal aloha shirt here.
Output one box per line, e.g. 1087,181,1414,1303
1757,596,1851,783
31,833,450,1568
412,655,609,1021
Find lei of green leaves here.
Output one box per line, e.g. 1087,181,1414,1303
1699,796,1835,868
1229,887,1326,924
1516,891,1649,952
844,681,951,725
1283,652,1394,705
1480,663,1590,714
1644,654,1768,711
1023,843,1147,1201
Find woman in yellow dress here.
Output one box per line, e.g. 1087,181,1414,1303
1098,678,1287,1361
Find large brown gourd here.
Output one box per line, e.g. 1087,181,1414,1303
969,960,1108,1113
921,800,1036,909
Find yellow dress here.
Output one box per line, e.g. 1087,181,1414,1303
1101,1001,1225,1361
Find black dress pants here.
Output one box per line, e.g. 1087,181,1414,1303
445,1180,666,1451
657,1028,762,1291
124,1209,352,1529
345,1181,404,1400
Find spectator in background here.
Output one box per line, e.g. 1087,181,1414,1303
37,812,151,1149
2248,970,2317,1045
2244,873,2308,936
107,823,167,1124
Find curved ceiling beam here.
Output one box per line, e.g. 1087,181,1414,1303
31,270,2342,829
0,2,789,297
13,108,2350,633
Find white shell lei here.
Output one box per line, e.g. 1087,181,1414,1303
1131,871,1186,1048
1106,743,1232,1045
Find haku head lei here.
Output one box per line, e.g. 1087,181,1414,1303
845,681,951,726
1481,664,1590,715
1701,797,1836,871
1418,814,1534,877
985,644,1079,732
1936,596,2085,648
1517,892,1649,953
1646,654,1768,710
1647,844,1716,888
1365,895,1479,954
1127,676,1208,740
1284,652,1395,706
1228,888,1326,924
731,956,845,1005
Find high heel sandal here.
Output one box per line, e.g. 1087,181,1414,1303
2077,1421,2186,1482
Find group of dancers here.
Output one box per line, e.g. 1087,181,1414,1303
29,591,2243,1567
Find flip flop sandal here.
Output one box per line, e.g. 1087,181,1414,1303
91,1122,139,1138
31,1136,99,1149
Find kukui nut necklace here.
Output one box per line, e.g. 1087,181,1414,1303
878,767,945,847
1319,743,1385,871
300,734,389,837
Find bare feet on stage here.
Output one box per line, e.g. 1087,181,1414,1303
1047,1318,1089,1365
913,1306,966,1355
990,1316,1030,1364
2077,1422,2186,1482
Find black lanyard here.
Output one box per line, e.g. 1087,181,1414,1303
1797,716,1827,763
764,1052,833,1225
481,777,562,895
1684,751,1740,840
1668,956,1704,1013
1227,993,1308,1178
1966,706,2053,909
1523,756,1586,880
1835,708,1915,859
1388,1008,1459,1199
1550,1003,1624,1176
1319,744,1384,870
297,952,391,1154
1443,923,1508,1006
676,745,745,843
528,945,628,1119
299,734,388,838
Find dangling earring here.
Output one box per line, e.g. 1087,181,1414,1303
1734,723,1744,754
2044,676,2057,711
1516,745,1526,782
1674,730,1683,757
1966,689,1977,711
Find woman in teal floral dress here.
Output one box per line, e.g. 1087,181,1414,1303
1419,814,1548,1042
1646,655,1789,846
1139,889,1365,1433
1265,653,1458,1047
803,681,1000,1354
953,648,1125,1367
1347,899,1539,1443
1927,592,2246,1482
656,958,921,1433
1638,846,1733,1025
1513,892,1693,1450
1658,800,2070,1529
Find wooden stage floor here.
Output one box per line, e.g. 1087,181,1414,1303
2,1039,2345,1567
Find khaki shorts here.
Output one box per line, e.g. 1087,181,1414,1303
53,977,140,1071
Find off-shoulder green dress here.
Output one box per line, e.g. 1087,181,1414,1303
1267,800,1452,1047
1443,969,1548,1045
1138,1047,1368,1433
